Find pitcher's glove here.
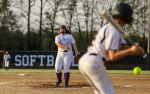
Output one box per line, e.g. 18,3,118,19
75,52,81,63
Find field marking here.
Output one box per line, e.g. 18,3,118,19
114,84,132,87
0,82,14,84
0,86,31,89
0,82,133,89
0,86,92,89
0,85,133,89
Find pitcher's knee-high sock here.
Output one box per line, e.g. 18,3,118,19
64,72,70,84
56,72,62,82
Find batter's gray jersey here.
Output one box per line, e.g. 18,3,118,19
88,23,127,61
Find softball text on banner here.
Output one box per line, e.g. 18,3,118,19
0,51,147,69
7,51,85,69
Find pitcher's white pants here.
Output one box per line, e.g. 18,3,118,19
55,51,73,73
5,61,10,67
79,52,115,94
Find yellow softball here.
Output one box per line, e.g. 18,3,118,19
133,67,142,75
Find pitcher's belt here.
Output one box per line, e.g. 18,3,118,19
63,50,68,52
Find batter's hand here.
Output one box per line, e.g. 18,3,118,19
130,43,144,55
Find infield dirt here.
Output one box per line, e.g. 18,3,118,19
0,73,150,94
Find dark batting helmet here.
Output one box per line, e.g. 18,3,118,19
113,3,133,24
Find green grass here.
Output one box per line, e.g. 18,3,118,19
0,69,150,75
0,69,81,74
107,70,150,75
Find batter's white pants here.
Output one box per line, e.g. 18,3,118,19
55,51,73,73
5,61,10,67
79,52,115,94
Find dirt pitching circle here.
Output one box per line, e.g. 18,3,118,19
0,73,150,94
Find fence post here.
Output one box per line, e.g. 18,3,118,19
147,1,150,70
2,50,5,69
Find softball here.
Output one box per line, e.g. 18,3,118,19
133,67,141,75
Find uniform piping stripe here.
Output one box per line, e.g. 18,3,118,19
100,26,108,43
83,72,101,93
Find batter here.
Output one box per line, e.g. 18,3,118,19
79,3,144,94
55,25,78,88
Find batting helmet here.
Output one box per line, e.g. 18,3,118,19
113,3,133,24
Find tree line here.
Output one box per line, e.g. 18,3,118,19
0,0,148,51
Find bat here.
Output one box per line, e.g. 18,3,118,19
100,10,147,58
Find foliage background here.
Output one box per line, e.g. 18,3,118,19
0,0,148,51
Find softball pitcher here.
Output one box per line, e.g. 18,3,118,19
55,25,78,88
79,3,144,94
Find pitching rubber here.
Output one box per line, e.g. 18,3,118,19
18,74,30,76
